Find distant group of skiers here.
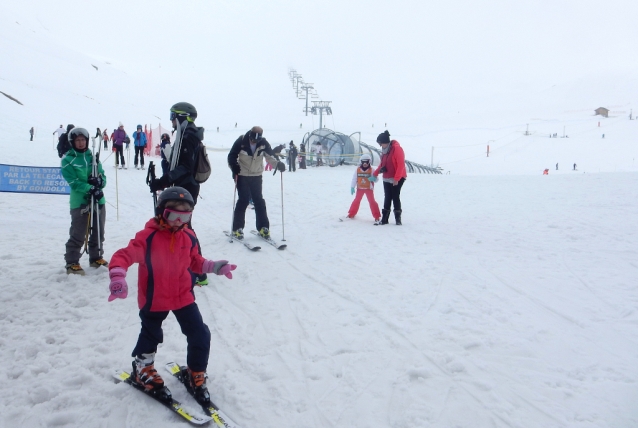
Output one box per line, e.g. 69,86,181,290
56,102,407,409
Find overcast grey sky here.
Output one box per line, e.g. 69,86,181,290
4,0,638,130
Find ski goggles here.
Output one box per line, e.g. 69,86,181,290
163,208,192,224
248,131,263,141
170,111,189,121
361,159,370,164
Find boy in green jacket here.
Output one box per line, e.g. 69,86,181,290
60,127,108,275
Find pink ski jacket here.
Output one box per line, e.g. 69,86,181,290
110,218,206,312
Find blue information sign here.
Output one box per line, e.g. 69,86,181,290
0,164,70,195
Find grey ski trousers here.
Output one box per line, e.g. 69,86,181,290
65,204,106,264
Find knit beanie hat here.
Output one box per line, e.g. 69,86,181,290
377,130,390,144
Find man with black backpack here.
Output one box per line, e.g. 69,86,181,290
149,102,209,285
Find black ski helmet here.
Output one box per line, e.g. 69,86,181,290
170,102,197,123
156,186,194,215
68,127,90,152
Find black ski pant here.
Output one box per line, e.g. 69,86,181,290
132,303,211,372
65,204,106,264
134,146,145,167
288,154,296,171
115,145,125,166
233,175,269,231
382,178,405,211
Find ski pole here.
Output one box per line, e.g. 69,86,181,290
229,176,237,242
280,171,285,241
115,149,119,221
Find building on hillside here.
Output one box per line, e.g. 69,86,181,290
595,107,609,118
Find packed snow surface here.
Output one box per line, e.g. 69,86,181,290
1,2,638,427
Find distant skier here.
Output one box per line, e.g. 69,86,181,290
29,127,34,141
132,124,147,170
299,142,307,169
60,127,108,275
573,163,577,171
107,186,236,404
112,123,127,169
288,141,298,172
369,130,407,225
159,133,171,175
346,154,381,224
556,163,558,170
53,124,64,141
102,129,109,150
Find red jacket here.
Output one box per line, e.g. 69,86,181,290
374,140,407,182
110,218,205,312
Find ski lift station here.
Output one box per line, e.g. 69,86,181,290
301,128,441,174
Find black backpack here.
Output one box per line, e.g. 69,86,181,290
57,133,71,158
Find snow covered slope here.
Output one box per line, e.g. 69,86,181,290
1,2,637,428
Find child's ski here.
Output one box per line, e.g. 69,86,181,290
165,362,241,428
112,369,212,425
223,231,261,251
249,230,287,250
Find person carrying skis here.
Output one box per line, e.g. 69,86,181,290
60,127,108,274
149,102,208,285
112,123,127,169
227,126,285,240
132,124,147,170
107,187,237,405
346,154,381,224
159,133,171,175
369,130,407,225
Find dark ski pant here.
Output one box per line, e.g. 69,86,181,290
114,145,125,166
161,159,169,176
132,303,211,372
65,204,106,264
288,154,296,172
233,175,269,231
134,146,145,167
382,178,405,211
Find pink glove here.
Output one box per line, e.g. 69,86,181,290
202,259,237,279
108,267,128,302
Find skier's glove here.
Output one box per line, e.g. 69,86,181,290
378,167,387,174
149,176,168,192
368,175,378,183
351,187,355,195
88,175,104,189
88,186,104,201
108,267,128,301
276,161,286,172
202,259,237,279
230,164,240,179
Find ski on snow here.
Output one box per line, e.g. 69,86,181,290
223,231,261,251
112,369,212,425
165,362,241,428
249,230,287,250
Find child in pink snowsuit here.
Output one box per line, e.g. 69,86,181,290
347,154,381,224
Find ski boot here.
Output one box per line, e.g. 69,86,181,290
231,229,244,240
133,353,166,393
258,227,271,239
373,218,381,225
65,263,85,275
182,367,211,407
90,258,109,268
